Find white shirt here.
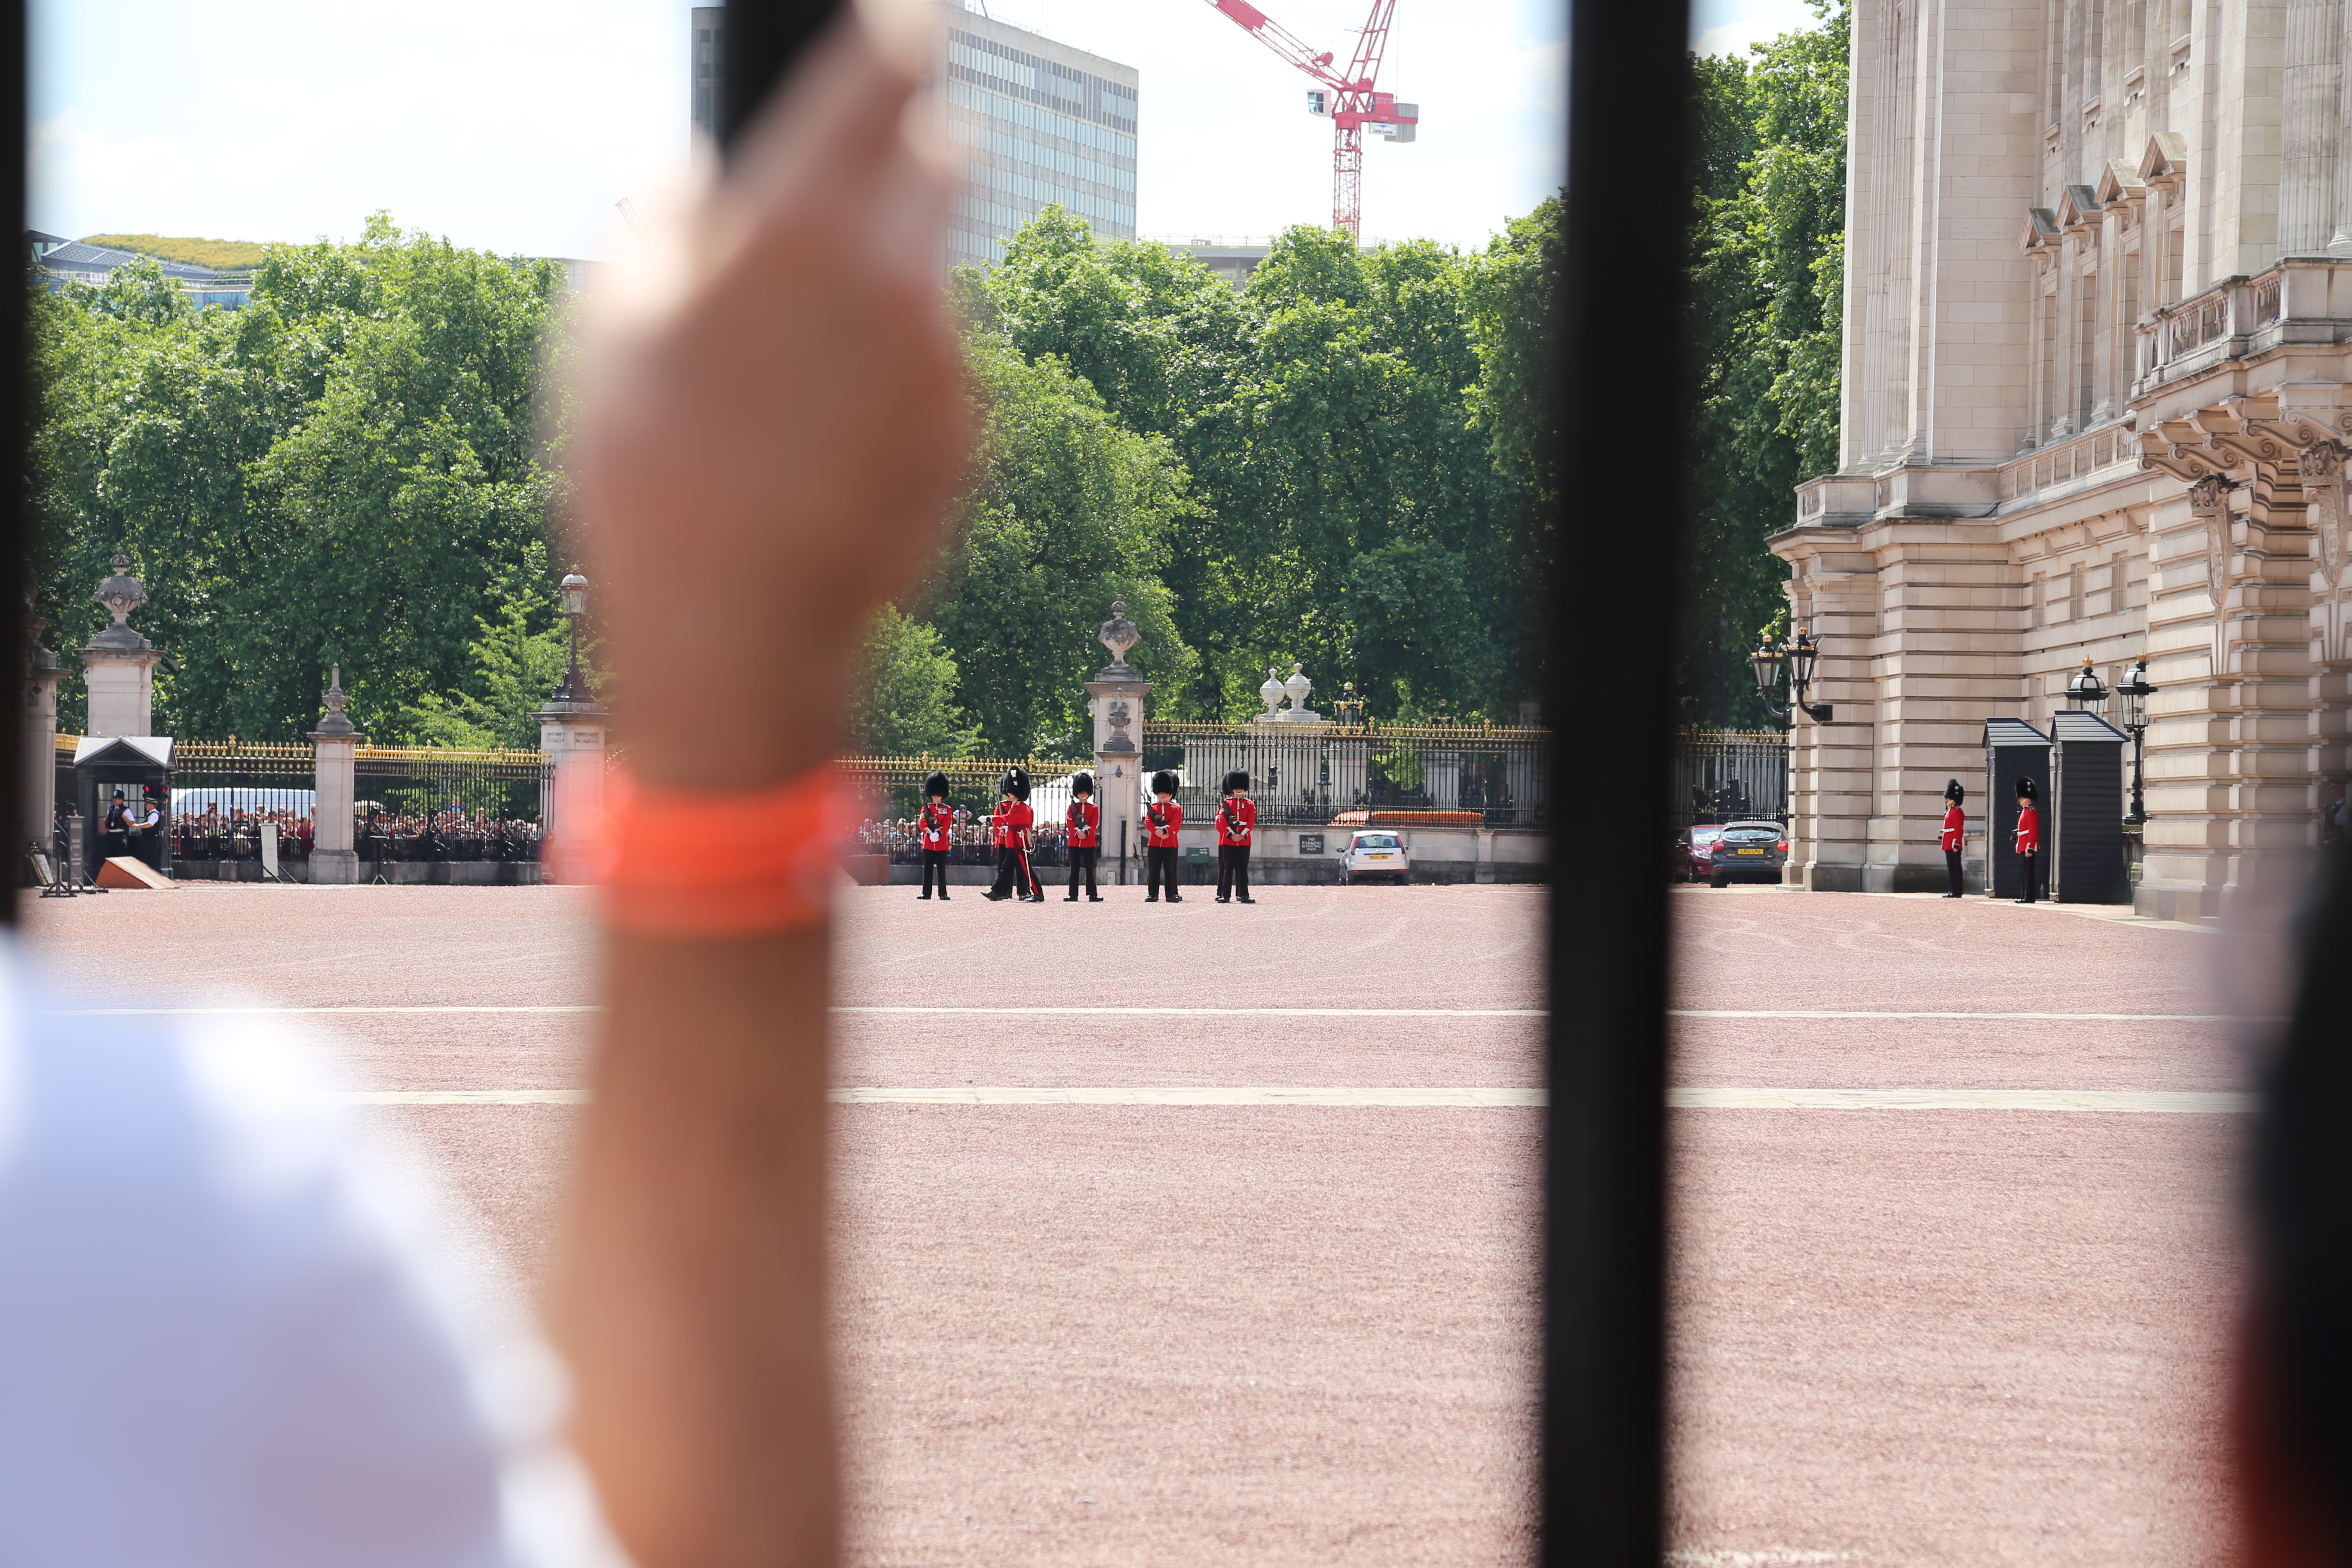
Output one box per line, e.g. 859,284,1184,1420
0,944,628,1568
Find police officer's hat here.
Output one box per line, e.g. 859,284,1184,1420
1151,769,1179,795
1222,769,1250,794
1944,778,1965,804
111,789,125,800
2015,776,2038,801
1072,772,1094,796
923,772,949,799
1001,767,1032,802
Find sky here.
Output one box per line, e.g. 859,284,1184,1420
30,0,1820,262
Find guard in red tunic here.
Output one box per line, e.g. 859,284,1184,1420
2012,776,2041,904
1144,769,1185,903
917,771,955,901
1063,772,1102,902
986,767,1043,902
1940,779,1966,899
1215,769,1257,904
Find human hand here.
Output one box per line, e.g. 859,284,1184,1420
572,0,968,789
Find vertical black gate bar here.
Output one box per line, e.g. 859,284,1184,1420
720,0,845,156
1545,0,1688,1562
0,0,24,920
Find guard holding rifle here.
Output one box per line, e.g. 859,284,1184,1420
985,767,1043,903
1144,769,1184,903
1064,773,1102,902
2012,776,2041,904
1215,769,1257,904
917,772,954,901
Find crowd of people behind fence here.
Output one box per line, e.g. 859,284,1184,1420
160,803,543,863
852,808,1077,867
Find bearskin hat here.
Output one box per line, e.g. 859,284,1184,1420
1151,769,1180,796
923,771,950,799
1944,778,1965,804
1072,772,1094,796
2015,776,2038,801
1001,767,1032,802
1222,769,1250,794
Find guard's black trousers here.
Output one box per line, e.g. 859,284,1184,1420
1217,844,1252,900
921,848,950,896
2018,851,2040,903
1066,846,1098,896
1945,849,1963,897
991,845,1035,898
1146,845,1180,898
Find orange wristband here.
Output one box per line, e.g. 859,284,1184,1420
570,765,846,937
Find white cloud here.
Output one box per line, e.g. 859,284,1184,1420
1690,0,1828,58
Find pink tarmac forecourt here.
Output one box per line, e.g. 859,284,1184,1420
24,881,2246,1565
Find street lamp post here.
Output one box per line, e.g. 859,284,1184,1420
2063,655,2109,714
551,567,591,704
2115,658,2156,824
1749,626,1833,724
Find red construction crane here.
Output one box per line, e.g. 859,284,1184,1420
1201,0,1418,239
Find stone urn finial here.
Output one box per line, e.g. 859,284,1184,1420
314,663,358,737
1259,665,1285,718
1283,661,1312,711
1098,599,1141,671
89,550,152,649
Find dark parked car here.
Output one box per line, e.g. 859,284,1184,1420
1705,820,1788,887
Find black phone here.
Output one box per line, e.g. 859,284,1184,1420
720,1,849,156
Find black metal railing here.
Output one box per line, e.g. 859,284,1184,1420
1672,728,1788,826
1139,720,1550,828
353,745,548,866
171,741,318,868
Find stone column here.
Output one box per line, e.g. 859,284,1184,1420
307,665,364,886
24,632,61,856
81,552,158,738
1084,600,1153,884
2284,0,2343,255
536,697,609,884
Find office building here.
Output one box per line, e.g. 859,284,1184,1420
940,7,1138,265
691,7,725,144
689,4,1138,267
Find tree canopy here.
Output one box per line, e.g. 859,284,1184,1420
34,214,572,741
1684,1,1849,726
954,205,1555,731
35,198,1569,757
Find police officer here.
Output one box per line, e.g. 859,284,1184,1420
101,790,130,863
1215,769,1256,904
1144,769,1184,903
1940,779,1966,899
2013,777,2042,904
916,772,954,900
985,767,1041,902
1064,773,1102,902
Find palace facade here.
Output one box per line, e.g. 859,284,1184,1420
1772,0,2352,915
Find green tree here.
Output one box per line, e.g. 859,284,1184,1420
33,214,572,741
1684,3,1849,726
970,213,1548,725
921,332,1195,756
850,605,983,758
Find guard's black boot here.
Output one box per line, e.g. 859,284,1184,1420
1145,894,1160,902
919,891,932,900
1087,894,1103,902
1064,892,1079,901
1167,893,1184,903
1237,895,1256,904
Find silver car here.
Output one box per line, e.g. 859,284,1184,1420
1707,820,1787,887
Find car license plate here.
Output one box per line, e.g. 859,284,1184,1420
1736,848,1765,855
1371,852,1392,859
